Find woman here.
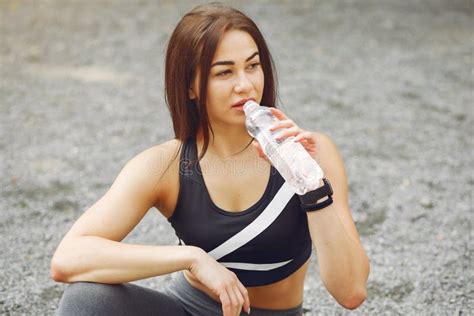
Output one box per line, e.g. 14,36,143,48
51,3,370,316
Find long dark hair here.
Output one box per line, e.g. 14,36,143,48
164,2,278,162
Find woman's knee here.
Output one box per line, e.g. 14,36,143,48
56,282,129,315
56,281,189,316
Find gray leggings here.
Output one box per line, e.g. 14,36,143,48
56,272,304,316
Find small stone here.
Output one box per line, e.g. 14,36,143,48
401,178,411,188
420,197,434,209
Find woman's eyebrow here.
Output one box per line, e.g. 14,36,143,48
211,52,259,67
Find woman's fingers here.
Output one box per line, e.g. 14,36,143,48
252,140,270,163
237,281,251,314
293,131,314,143
252,140,262,156
253,121,316,163
190,253,250,316
219,289,232,316
218,275,248,316
231,286,245,315
225,287,238,315
269,119,294,131
275,126,302,141
270,107,289,120
224,286,241,316
271,127,318,158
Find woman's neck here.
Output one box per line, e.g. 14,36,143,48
196,127,254,159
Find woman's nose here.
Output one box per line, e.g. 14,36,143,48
234,72,252,94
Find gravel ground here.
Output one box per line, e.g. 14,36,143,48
1,0,472,315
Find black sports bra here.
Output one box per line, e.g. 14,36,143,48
167,137,312,287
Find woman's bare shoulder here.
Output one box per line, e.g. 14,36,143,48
138,138,183,180
119,139,182,202
145,138,182,155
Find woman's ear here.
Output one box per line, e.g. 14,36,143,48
189,88,196,100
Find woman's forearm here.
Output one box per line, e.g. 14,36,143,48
307,207,370,309
51,236,202,284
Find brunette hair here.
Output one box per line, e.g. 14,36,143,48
164,2,278,161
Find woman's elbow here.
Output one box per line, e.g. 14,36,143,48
50,255,71,283
340,288,367,310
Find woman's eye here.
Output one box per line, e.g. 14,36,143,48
216,70,231,76
249,62,260,69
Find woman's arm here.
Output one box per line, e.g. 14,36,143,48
52,237,202,283
50,140,202,284
51,139,253,315
254,109,370,310
305,133,370,310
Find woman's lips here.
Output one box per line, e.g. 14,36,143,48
232,97,255,108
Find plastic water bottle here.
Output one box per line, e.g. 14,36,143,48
243,100,324,195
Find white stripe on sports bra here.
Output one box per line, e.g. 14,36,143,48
220,259,294,271
179,238,293,271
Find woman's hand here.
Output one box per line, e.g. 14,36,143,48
252,107,319,162
189,250,250,316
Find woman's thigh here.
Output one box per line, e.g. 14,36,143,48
56,281,190,316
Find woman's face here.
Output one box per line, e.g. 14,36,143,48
190,30,264,129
